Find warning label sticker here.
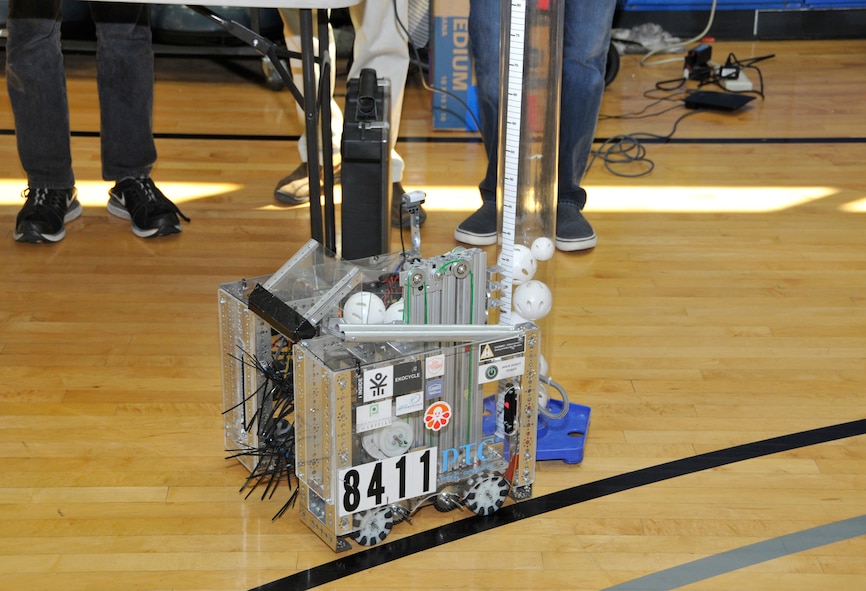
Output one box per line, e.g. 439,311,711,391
478,336,525,361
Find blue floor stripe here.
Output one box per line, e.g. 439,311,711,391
602,514,866,591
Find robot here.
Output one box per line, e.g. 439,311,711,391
219,196,542,550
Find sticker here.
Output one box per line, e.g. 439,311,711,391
337,447,437,516
425,377,444,400
426,353,445,378
479,336,525,361
423,401,452,431
363,365,394,402
393,360,423,396
395,391,424,416
356,400,392,433
478,356,525,384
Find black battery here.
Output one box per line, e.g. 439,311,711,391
340,68,391,260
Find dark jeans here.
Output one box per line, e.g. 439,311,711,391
469,0,616,208
5,1,156,189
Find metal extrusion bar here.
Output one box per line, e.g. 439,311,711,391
338,323,526,343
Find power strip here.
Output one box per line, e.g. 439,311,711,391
719,68,753,92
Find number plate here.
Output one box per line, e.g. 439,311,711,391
337,448,438,516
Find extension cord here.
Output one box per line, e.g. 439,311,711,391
720,68,753,92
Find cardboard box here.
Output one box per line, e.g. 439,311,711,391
430,0,480,130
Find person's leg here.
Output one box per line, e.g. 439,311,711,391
90,3,188,238
467,0,500,206
454,0,499,245
279,9,343,164
348,0,409,184
558,0,615,209
5,0,74,189
554,0,615,252
6,0,82,243
89,2,156,181
349,0,422,227
274,9,343,204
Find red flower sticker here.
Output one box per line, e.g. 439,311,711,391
423,401,452,431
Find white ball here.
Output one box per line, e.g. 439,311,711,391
538,354,549,378
513,280,553,320
383,299,405,324
537,382,550,409
531,236,555,261
498,244,537,285
504,309,528,326
343,292,387,324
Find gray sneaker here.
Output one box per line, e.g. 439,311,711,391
14,187,82,244
274,162,342,205
555,201,596,251
454,200,496,245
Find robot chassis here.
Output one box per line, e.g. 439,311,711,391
219,196,540,551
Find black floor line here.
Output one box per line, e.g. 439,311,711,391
251,418,866,591
3,128,865,146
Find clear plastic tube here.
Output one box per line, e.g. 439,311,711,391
496,0,563,380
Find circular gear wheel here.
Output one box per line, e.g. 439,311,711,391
349,506,394,546
432,489,462,513
464,472,509,516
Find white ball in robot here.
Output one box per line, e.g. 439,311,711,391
513,279,553,320
498,244,537,285
383,299,405,324
343,291,387,324
531,236,555,261
538,382,550,409
505,309,529,326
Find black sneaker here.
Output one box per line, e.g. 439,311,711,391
555,201,597,251
391,182,427,228
107,178,189,238
454,200,497,245
14,187,82,244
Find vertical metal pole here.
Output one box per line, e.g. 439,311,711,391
318,9,337,254
299,10,323,245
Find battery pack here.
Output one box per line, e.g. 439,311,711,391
340,68,391,260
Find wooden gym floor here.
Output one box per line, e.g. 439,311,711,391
1,33,865,591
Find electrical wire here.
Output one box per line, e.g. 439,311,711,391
640,0,718,67
588,106,706,178
538,374,569,420
392,0,483,132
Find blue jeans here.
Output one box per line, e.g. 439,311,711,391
469,0,615,208
5,1,156,189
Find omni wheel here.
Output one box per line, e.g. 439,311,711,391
350,506,394,546
465,472,509,516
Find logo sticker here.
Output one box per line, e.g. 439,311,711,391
426,353,445,377
393,360,423,396
395,391,424,416
356,401,393,433
423,401,452,431
425,377,444,400
363,365,394,402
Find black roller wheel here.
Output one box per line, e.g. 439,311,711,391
605,41,620,87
